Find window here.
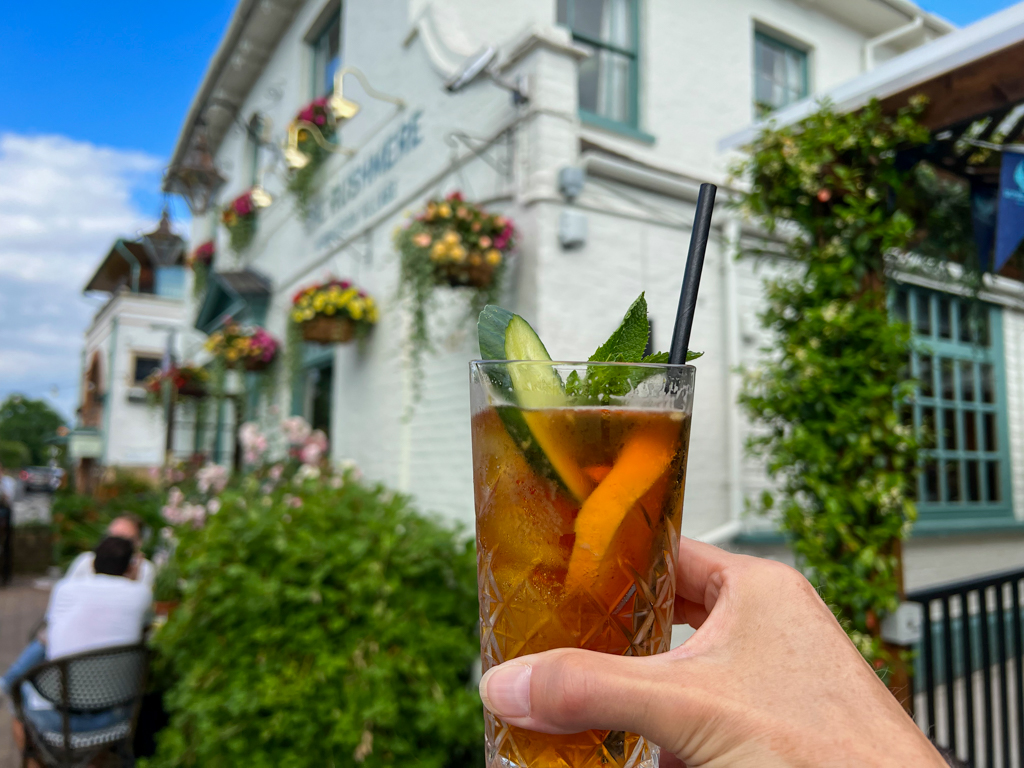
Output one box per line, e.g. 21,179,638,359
154,266,186,299
311,10,341,97
896,286,1013,524
754,30,808,118
131,354,162,386
558,0,639,128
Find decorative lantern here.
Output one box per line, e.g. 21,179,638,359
164,123,227,215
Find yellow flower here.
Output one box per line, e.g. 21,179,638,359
313,294,327,312
425,203,437,220
349,302,364,320
437,203,452,218
443,230,459,245
469,252,482,266
430,241,447,260
324,304,336,315
226,349,240,362
367,306,379,323
485,249,502,265
451,246,467,263
339,287,358,305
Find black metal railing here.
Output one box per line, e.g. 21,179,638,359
908,567,1024,767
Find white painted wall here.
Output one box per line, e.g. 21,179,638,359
168,0,1024,591
81,293,192,468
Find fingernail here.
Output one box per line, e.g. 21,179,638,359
479,662,532,718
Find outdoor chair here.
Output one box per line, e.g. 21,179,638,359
11,643,148,768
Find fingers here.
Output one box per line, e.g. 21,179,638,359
479,648,688,749
673,537,739,605
673,596,709,629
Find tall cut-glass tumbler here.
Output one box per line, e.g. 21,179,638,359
470,361,695,768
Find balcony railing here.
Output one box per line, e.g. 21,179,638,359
908,567,1024,767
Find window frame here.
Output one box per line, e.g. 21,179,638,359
753,29,810,118
307,4,342,99
559,0,642,132
894,285,1014,529
129,352,163,387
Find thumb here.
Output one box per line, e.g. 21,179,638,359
479,648,690,748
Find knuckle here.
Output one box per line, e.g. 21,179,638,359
544,651,595,720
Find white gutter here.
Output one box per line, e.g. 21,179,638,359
721,217,745,535
864,15,923,71
720,1,1024,151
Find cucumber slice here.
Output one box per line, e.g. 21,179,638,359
504,315,564,409
477,306,591,501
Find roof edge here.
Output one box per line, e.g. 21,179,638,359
163,0,261,185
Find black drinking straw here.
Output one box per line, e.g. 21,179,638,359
668,183,718,365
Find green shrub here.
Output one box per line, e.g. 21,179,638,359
144,471,483,768
0,440,31,469
51,488,164,568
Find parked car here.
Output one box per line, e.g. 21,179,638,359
20,466,61,492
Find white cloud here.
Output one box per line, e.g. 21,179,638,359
0,133,164,418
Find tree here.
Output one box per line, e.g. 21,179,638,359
0,395,66,466
733,98,936,689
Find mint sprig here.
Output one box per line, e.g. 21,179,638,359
566,293,701,402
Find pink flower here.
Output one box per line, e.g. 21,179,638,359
308,429,328,451
269,463,284,482
234,194,253,216
168,487,184,507
207,499,221,515
314,115,325,125
196,462,230,494
283,494,303,509
300,442,323,465
299,107,314,122
281,416,312,445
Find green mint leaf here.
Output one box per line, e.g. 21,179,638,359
589,294,650,363
686,350,703,362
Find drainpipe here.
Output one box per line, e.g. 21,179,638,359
863,15,923,71
716,216,745,545
114,240,141,293
101,317,119,466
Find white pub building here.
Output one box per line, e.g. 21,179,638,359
143,0,1024,590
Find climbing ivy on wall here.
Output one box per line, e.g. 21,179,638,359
734,98,937,672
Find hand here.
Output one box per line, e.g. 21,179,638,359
479,537,944,767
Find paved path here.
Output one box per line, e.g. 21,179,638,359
0,579,51,767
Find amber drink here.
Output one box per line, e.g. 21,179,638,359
470,361,694,768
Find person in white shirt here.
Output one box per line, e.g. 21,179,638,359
66,515,155,590
8,537,151,753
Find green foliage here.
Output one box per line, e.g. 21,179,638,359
734,98,933,668
0,394,66,466
287,136,332,220
51,481,163,568
144,472,483,768
0,440,31,469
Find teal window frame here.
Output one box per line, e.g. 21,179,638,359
558,0,642,132
310,8,342,98
894,285,1014,529
290,344,334,421
753,30,809,118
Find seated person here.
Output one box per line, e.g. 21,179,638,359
1,518,154,694
6,537,151,747
66,515,155,590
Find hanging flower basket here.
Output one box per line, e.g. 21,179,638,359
286,98,337,219
143,365,210,404
221,191,259,253
394,191,515,403
290,279,378,345
205,323,279,370
187,241,216,298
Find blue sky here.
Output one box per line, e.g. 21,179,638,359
0,0,1020,419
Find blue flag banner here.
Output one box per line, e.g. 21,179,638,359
971,179,997,271
994,150,1024,272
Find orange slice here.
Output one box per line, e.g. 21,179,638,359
565,422,679,591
